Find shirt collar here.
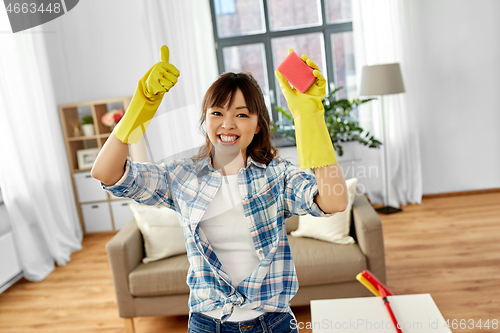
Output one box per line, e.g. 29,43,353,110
195,154,266,175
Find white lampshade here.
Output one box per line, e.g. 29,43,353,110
359,63,405,96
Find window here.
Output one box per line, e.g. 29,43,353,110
209,0,356,126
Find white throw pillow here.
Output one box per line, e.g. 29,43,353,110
290,178,358,244
129,203,186,264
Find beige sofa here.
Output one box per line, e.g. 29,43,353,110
106,193,386,333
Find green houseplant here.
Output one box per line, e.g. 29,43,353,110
272,87,382,156
81,116,94,125
81,115,95,136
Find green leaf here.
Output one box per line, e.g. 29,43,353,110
273,87,381,155
275,106,293,121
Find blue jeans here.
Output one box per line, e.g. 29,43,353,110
188,311,299,333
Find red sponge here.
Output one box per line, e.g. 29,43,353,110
277,51,316,94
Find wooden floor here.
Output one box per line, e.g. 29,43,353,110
0,192,499,333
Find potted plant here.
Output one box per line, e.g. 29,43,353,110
81,116,95,136
273,87,382,156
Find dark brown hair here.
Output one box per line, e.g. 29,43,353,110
192,72,279,165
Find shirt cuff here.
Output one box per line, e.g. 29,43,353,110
307,182,336,218
100,157,134,197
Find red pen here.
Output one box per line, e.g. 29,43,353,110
378,286,403,333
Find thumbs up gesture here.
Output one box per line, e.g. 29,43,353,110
113,45,180,144
143,45,180,100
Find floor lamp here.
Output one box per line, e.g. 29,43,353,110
359,63,405,214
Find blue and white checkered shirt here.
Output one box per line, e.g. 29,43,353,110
102,154,333,323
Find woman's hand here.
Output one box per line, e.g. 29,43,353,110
143,45,180,100
274,49,326,119
113,45,180,144
274,49,337,170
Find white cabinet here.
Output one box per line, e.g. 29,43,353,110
74,172,132,232
74,172,107,203
59,97,132,234
81,202,113,232
110,200,134,230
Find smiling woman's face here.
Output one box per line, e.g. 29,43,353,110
206,88,260,160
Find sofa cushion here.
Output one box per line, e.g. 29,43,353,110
288,235,366,286
129,254,190,297
291,178,357,244
129,204,186,264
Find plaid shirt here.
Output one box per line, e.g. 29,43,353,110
102,154,333,323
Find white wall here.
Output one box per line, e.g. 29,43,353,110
42,0,151,105
409,0,500,194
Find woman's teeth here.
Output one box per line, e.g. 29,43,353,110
219,135,238,142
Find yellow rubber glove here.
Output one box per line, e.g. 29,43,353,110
113,45,180,144
275,49,337,169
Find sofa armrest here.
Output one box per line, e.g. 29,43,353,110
106,219,144,317
352,194,387,285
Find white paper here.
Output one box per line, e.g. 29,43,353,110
309,294,453,333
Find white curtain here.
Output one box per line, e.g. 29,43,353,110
0,16,82,281
136,0,219,163
352,0,423,206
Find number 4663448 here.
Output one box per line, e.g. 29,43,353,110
6,2,62,14
445,319,498,330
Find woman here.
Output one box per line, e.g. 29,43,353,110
92,45,348,333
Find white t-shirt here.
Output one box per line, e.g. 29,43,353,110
198,174,265,321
